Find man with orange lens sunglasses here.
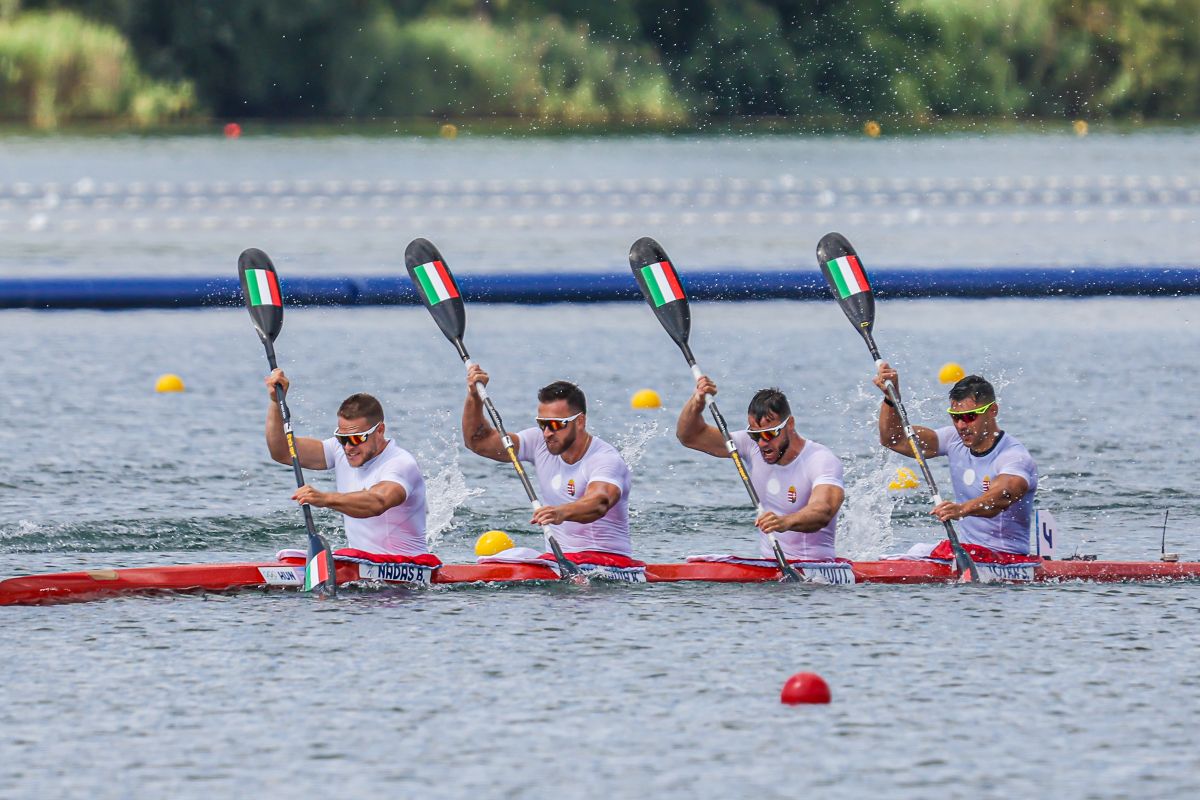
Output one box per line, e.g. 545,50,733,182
264,369,428,556
675,378,845,561
462,364,634,560
873,363,1037,559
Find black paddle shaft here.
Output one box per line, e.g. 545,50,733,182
238,248,336,597
629,237,802,580
628,237,762,511
816,232,979,582
403,238,578,574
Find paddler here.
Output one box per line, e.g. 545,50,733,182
676,379,845,560
461,365,635,560
264,370,428,555
873,364,1037,559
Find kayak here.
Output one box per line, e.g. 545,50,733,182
3,556,1199,605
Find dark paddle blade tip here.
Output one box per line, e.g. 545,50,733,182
404,238,468,345
238,248,284,343
816,232,875,335
628,236,692,353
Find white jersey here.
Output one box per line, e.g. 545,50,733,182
731,431,844,560
516,428,633,557
935,427,1038,554
319,438,427,555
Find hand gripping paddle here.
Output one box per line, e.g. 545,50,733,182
404,238,579,578
238,248,337,597
816,232,980,583
629,237,801,582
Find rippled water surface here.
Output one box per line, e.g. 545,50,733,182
4,132,1200,799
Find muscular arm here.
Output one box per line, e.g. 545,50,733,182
874,362,938,459
932,474,1029,522
266,398,327,469
676,378,730,458
293,480,408,518
878,401,939,459
756,484,844,534
531,481,621,526
461,365,511,462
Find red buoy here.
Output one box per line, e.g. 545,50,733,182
224,122,242,139
780,672,831,704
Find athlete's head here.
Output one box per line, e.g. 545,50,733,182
948,376,995,406
746,388,795,465
947,375,999,452
536,381,587,455
336,393,387,466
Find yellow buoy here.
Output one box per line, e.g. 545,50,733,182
1073,120,1088,137
888,467,919,491
938,362,965,385
155,373,185,393
630,388,661,409
475,530,514,557
863,120,881,138
440,123,458,139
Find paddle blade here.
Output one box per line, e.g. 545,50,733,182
817,232,875,336
239,248,284,343
304,537,337,597
629,237,692,353
405,238,466,344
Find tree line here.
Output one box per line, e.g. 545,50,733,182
2,0,1198,129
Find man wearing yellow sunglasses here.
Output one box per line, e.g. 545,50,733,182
676,377,845,561
874,363,1037,559
264,369,428,556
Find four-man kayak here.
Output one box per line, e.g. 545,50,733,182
3,555,1199,606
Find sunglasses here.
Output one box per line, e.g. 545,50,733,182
947,401,996,423
334,421,381,446
535,412,582,432
747,416,791,443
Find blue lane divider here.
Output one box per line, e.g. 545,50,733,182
2,268,1199,310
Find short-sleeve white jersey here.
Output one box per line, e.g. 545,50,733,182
319,438,428,555
934,427,1038,554
731,431,844,561
516,428,633,557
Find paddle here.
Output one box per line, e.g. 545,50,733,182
403,237,579,578
629,237,801,582
238,248,337,597
816,232,980,582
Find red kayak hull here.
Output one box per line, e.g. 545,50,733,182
2,558,1198,606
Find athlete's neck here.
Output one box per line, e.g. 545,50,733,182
969,429,1004,456
560,431,593,465
775,435,805,466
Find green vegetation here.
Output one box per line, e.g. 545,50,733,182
0,10,193,129
2,0,1199,129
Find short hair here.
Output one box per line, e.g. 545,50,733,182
948,375,995,405
338,393,384,425
537,381,586,414
747,388,790,422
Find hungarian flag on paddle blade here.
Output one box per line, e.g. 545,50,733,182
305,550,331,591
825,255,870,299
244,268,282,307
412,260,460,306
639,261,685,307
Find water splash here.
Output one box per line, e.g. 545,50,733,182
837,452,900,560
425,464,486,549
616,419,661,472
416,412,485,549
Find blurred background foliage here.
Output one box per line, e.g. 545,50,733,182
1,0,1197,128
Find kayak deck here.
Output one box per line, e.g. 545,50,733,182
3,557,1200,605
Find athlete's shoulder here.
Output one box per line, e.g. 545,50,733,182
800,439,844,475
996,431,1037,463
585,435,630,468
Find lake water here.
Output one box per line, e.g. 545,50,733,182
2,132,1200,799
